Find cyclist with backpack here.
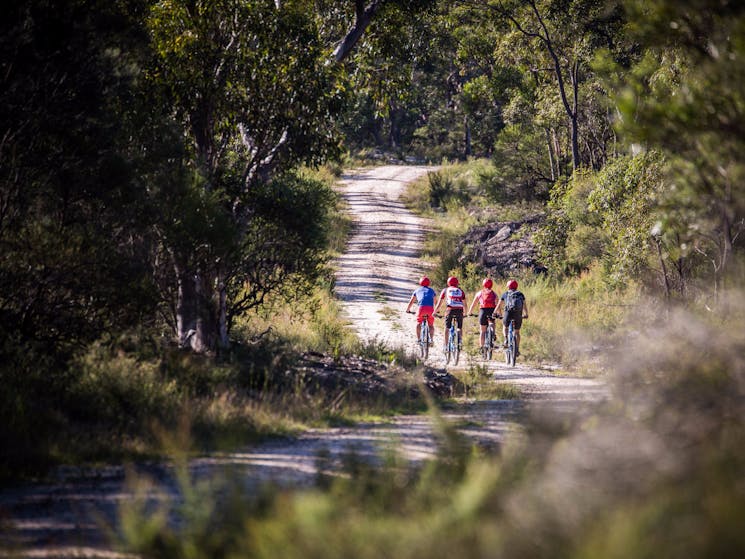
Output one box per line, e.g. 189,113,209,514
433,276,466,354
467,278,498,351
405,276,436,346
495,279,528,354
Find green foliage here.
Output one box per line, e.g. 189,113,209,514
490,123,554,202
229,172,336,316
535,152,666,285
0,0,161,355
613,0,745,294
69,343,182,433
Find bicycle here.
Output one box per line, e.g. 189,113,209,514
406,310,432,360
437,313,461,365
468,313,496,360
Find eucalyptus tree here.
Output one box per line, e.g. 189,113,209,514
145,0,443,352
456,0,624,172
617,0,745,297
145,0,346,351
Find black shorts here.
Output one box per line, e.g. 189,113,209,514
478,307,496,326
445,308,464,329
502,309,523,330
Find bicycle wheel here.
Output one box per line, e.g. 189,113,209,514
445,327,455,365
421,322,429,360
504,328,512,365
508,329,517,367
485,325,494,360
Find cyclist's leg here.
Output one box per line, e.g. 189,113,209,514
444,311,453,350
502,312,510,346
427,314,435,345
477,309,488,347
455,310,464,347
512,314,524,353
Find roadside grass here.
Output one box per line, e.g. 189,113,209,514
300,164,353,257
0,317,435,480
453,363,522,400
119,303,745,559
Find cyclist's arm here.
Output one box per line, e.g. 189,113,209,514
522,300,529,318
467,293,479,315
433,291,444,314
495,299,504,315
405,293,417,313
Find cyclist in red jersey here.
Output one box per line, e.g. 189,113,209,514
433,276,466,353
467,278,498,350
405,276,436,345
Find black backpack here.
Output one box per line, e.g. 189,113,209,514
503,290,525,313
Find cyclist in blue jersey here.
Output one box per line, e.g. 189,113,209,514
405,276,436,345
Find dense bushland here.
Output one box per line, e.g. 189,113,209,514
2,6,745,559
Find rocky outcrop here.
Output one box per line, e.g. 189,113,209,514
458,214,546,277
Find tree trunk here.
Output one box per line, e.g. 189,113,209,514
655,238,671,302
218,272,230,350
545,128,556,181
552,129,562,177
175,261,219,353
569,61,581,170
464,115,472,158
388,102,399,149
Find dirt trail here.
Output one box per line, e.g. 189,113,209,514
334,165,432,355
0,165,606,558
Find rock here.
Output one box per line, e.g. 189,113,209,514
457,214,547,277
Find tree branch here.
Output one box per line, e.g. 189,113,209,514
333,0,386,63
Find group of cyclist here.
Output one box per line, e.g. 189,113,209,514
405,275,529,356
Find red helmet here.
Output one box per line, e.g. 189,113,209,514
507,279,518,290
482,278,493,289
447,276,459,287
419,276,430,287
